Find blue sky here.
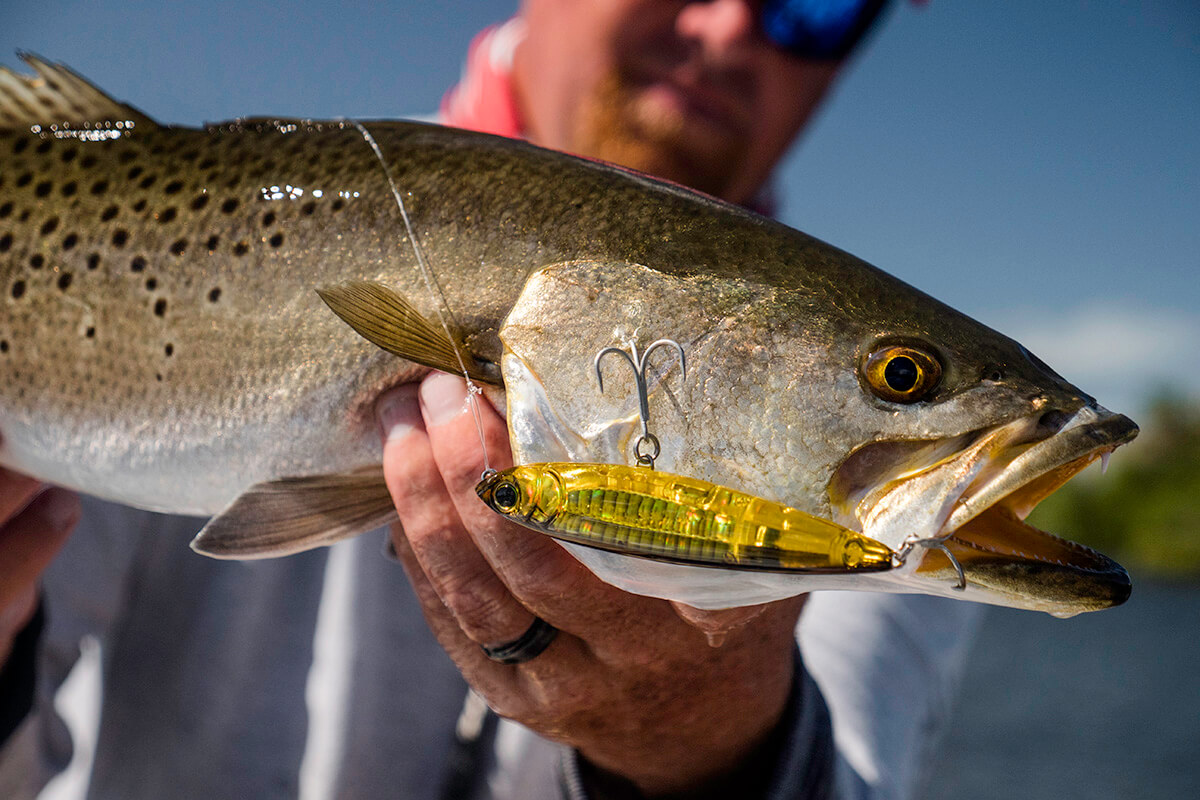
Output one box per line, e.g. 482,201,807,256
2,0,1197,416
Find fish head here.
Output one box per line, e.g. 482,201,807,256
498,256,1136,615
824,299,1137,616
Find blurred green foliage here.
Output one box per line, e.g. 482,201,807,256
1028,391,1200,576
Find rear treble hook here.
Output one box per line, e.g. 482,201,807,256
594,339,687,470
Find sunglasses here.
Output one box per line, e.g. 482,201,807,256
760,0,891,61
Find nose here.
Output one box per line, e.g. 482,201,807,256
675,0,760,58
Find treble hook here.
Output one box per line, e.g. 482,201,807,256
594,339,687,469
893,536,967,591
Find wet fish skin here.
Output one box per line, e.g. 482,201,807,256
0,58,1136,613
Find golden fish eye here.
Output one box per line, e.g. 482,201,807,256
863,345,942,403
493,481,520,511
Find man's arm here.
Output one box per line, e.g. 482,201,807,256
0,467,78,744
377,375,815,798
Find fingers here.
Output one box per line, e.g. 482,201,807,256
415,374,657,636
377,383,539,650
0,467,42,522
0,486,79,628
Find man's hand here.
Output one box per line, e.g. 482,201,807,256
0,466,78,665
377,375,805,797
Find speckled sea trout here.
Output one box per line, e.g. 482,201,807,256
0,57,1138,615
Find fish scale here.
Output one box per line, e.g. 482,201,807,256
0,57,1139,614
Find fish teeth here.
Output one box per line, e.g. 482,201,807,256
1101,451,1111,474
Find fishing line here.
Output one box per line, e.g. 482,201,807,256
350,120,492,471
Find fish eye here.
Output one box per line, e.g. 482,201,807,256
863,344,942,403
493,481,520,511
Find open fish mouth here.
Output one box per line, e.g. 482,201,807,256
830,405,1139,616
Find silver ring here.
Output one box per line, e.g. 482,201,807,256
480,617,558,665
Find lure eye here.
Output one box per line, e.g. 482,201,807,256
493,481,520,511
863,345,942,403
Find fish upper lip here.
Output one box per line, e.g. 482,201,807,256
943,406,1138,535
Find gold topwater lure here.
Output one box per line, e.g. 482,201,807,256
477,462,894,573
475,338,895,574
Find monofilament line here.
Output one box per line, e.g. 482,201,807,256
351,120,492,472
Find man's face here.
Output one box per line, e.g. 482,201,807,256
514,0,844,205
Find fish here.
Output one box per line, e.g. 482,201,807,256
0,55,1137,616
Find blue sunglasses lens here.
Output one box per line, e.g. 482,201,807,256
761,0,889,60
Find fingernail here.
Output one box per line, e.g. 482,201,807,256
420,373,469,426
377,383,422,442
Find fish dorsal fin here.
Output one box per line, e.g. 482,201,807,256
317,280,499,385
0,53,158,131
190,466,397,559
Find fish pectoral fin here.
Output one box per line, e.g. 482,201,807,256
190,466,397,559
317,281,498,385
0,53,160,131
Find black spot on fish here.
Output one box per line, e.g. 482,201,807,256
169,239,187,256
11,280,26,299
112,230,129,247
57,273,72,291
159,208,177,224
36,140,52,154
61,147,78,163
0,340,7,354
331,198,344,212
101,205,118,221
133,199,147,213
164,180,183,194
80,154,98,169
62,233,78,250
18,210,29,222
205,235,219,251
29,254,44,269
233,241,248,256
87,253,101,270
155,299,168,317
268,233,283,248
145,278,157,291
91,180,109,195
208,287,221,303
180,150,199,162
127,166,143,180
0,202,11,218
191,195,209,211
86,326,95,338
221,198,239,214
130,256,146,272
35,181,52,197
61,182,77,198
301,201,316,216
16,173,31,187
198,158,216,170
13,138,28,155
0,233,10,252
156,373,163,382
164,342,174,356
118,150,136,164
40,217,59,236
139,175,157,190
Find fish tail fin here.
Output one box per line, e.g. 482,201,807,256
0,52,159,131
190,466,396,559
317,280,498,384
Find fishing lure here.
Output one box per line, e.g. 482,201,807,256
477,462,894,573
